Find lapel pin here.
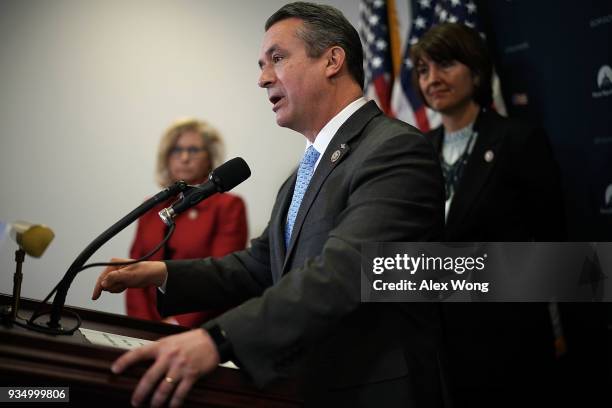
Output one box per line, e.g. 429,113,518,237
188,209,198,220
331,150,341,163
484,150,494,163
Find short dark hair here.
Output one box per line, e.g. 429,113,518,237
410,23,493,108
266,2,364,90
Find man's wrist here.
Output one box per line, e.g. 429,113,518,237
207,324,234,363
156,261,169,293
155,261,169,287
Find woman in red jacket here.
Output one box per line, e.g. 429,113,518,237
127,118,248,327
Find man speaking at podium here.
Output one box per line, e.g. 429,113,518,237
92,3,445,407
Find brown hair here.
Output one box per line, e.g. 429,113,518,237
265,2,364,89
410,23,493,108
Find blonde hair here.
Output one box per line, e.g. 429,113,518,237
156,118,224,187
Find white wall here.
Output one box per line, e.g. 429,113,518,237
0,0,373,315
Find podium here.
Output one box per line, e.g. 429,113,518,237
0,294,301,407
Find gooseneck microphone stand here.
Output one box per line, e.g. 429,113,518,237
26,181,191,334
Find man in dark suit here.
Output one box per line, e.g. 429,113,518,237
92,3,446,407
410,23,565,407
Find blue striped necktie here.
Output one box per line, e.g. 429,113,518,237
285,146,320,248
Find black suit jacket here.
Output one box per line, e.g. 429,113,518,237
159,101,448,407
429,109,565,404
430,108,565,241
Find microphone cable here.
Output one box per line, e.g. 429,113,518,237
23,223,176,335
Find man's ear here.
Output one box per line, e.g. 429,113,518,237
324,46,346,79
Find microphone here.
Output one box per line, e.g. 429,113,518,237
159,157,251,226
45,180,192,331
9,221,55,258
1,220,54,325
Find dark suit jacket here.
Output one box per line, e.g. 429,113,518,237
429,109,565,405
159,101,448,407
430,108,565,241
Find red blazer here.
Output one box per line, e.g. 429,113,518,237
126,193,247,327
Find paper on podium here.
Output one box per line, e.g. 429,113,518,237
79,327,238,369
80,327,153,349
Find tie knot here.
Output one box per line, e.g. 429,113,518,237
302,146,320,168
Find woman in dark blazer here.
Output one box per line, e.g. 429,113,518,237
411,23,565,407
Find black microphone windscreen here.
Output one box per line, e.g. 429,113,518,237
212,157,251,192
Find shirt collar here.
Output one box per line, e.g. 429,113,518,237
306,96,368,169
443,122,475,144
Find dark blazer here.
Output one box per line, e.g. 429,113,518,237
430,108,565,241
160,101,448,407
429,109,565,406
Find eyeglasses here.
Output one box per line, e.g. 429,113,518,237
169,146,207,157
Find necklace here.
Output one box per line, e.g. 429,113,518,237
441,128,476,201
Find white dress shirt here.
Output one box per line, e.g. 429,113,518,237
307,96,368,169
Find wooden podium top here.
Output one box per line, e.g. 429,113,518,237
0,293,301,407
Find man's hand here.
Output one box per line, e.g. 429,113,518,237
111,329,220,407
91,259,168,300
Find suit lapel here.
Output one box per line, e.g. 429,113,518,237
446,110,502,227
282,101,382,273
269,174,296,282
430,126,444,154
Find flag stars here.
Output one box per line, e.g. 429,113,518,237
414,16,427,29
448,14,458,23
373,0,384,8
405,58,413,69
440,10,448,21
467,1,477,14
369,14,380,25
450,0,461,7
418,0,431,8
372,56,383,68
409,36,419,45
376,39,388,51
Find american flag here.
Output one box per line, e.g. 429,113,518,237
359,0,400,116
393,0,482,132
359,0,504,132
